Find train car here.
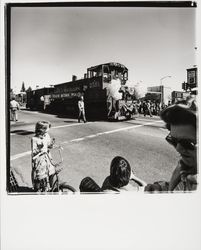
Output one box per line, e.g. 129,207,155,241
26,87,54,111
49,62,135,120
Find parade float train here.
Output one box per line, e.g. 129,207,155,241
26,62,136,120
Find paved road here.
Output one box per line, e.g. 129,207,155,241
10,109,179,191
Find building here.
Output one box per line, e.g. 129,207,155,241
171,91,190,104
146,85,172,105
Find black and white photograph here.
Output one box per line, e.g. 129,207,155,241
8,2,198,194
1,1,201,250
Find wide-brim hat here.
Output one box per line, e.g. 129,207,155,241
160,97,197,130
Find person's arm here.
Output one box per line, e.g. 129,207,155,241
168,161,182,191
31,137,45,160
130,170,147,187
48,137,55,149
78,101,81,110
186,174,197,191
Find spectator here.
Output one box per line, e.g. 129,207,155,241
10,97,20,122
102,156,138,192
79,177,101,193
145,97,197,192
147,100,153,117
155,102,161,116
31,121,56,192
142,101,148,116
78,96,87,123
136,100,141,114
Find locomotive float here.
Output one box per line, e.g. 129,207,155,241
26,62,135,120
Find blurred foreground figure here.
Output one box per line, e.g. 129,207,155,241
79,177,101,193
146,97,197,192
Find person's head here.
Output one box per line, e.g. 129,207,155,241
79,177,101,192
80,96,84,101
109,156,131,188
35,121,51,136
160,97,197,169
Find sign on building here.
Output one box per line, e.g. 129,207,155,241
187,68,197,89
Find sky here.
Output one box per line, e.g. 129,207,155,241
10,6,197,93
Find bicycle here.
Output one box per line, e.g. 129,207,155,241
32,146,76,194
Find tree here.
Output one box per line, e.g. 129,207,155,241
21,82,26,92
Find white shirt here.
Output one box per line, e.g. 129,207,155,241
78,100,85,110
10,100,20,109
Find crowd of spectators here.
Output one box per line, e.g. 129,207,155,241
122,98,172,119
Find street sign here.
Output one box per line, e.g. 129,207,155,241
187,67,197,88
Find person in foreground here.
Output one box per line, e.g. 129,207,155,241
101,156,143,192
145,97,197,192
31,121,56,192
79,177,102,193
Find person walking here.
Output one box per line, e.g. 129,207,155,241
10,97,20,122
78,96,87,123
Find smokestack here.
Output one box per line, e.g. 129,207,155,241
72,75,77,81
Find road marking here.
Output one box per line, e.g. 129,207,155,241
11,151,31,161
136,118,163,123
71,138,85,142
62,120,162,144
22,110,40,114
11,120,162,161
52,122,92,129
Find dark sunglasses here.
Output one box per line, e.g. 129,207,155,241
165,134,196,150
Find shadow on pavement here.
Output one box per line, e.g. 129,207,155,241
63,120,77,124
10,129,34,135
17,186,34,193
8,186,35,194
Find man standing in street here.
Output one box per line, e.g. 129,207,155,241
78,95,86,123
10,97,20,122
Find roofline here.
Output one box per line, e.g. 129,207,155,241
87,62,128,71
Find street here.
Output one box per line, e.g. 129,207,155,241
10,109,179,191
